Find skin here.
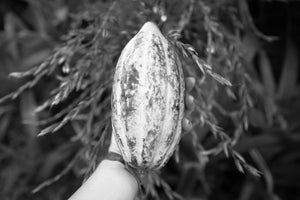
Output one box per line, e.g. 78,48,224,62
69,77,196,200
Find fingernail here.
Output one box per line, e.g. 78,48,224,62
189,95,194,103
187,77,195,84
185,118,192,126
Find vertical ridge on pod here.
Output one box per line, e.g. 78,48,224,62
111,21,185,170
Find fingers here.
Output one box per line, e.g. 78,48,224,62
183,77,196,133
185,77,196,93
182,118,192,132
185,95,195,111
185,77,195,115
182,77,196,132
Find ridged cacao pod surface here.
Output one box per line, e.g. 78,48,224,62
111,22,185,169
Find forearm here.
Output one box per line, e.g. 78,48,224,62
69,159,138,200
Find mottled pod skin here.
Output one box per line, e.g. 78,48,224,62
111,22,185,170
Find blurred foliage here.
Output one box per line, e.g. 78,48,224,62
0,0,300,200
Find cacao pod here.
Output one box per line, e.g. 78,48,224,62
111,21,185,169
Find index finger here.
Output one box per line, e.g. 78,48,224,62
185,77,196,92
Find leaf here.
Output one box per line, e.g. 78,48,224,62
233,151,246,163
242,33,261,62
243,163,262,177
234,159,244,173
277,37,298,99
32,152,80,193
20,91,38,137
238,0,277,42
38,123,58,136
8,72,28,79
250,150,274,193
21,48,52,70
248,108,267,128
225,88,237,100
209,72,232,86
258,50,276,96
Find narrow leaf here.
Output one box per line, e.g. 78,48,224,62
210,72,232,86
259,50,276,96
277,37,298,99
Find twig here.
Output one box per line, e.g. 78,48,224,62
32,151,81,193
238,0,277,42
177,0,195,34
250,149,274,193
93,1,118,54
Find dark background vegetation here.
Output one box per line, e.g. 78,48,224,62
0,0,300,199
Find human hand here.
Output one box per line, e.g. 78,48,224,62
182,77,196,132
109,77,196,154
